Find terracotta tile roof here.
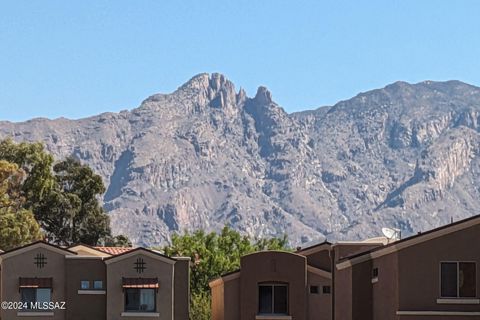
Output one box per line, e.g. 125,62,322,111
94,246,134,255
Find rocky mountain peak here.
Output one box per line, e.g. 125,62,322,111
3,77,480,247
253,86,273,105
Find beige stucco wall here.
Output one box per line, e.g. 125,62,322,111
307,271,331,320
398,223,480,313
0,247,68,320
105,252,174,320
65,257,106,320
173,259,190,320
240,251,307,320
334,267,352,320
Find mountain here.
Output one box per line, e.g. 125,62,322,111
2,74,480,246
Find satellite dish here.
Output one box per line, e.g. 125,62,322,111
382,227,401,242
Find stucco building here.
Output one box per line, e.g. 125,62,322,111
210,214,480,320
0,241,190,320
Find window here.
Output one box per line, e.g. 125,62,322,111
310,285,319,294
81,280,90,289
372,267,379,278
93,280,103,290
323,286,331,294
441,262,476,298
258,283,288,315
20,288,51,310
125,289,155,312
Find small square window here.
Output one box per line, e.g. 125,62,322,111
372,267,379,278
81,280,90,289
310,285,319,294
94,280,103,290
322,286,331,294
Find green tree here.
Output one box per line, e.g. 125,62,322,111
0,140,130,247
0,160,43,250
0,139,55,209
37,157,112,245
163,227,289,320
104,234,133,247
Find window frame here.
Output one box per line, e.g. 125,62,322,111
80,280,90,290
93,280,103,290
309,285,319,294
439,261,477,298
124,288,157,313
258,282,289,316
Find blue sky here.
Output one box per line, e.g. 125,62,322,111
1,1,480,121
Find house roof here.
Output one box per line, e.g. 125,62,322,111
0,241,76,261
104,247,176,265
336,214,480,270
209,269,241,288
295,240,332,253
94,246,134,255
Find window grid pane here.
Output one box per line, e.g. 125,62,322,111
36,288,51,304
258,285,273,314
273,285,288,314
93,281,103,290
81,280,90,289
139,289,155,311
459,262,476,298
20,288,36,309
441,262,458,297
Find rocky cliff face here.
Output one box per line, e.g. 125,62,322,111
2,74,480,246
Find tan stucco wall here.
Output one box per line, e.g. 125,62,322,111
334,267,352,320
307,271,331,320
224,277,240,320
211,282,225,320
0,247,67,320
371,252,398,320
65,258,106,320
398,223,480,313
239,251,307,320
173,259,190,320
106,252,174,320
305,250,332,272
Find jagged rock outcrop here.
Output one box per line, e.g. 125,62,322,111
2,74,480,246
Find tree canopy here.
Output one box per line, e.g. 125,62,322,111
0,139,129,247
0,159,43,250
163,226,290,320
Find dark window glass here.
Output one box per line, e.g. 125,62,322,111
20,288,51,310
459,262,476,298
258,286,273,314
20,288,36,307
273,285,288,314
125,289,155,312
372,268,379,278
310,286,319,294
258,284,288,315
323,286,331,294
441,262,458,297
125,289,140,311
